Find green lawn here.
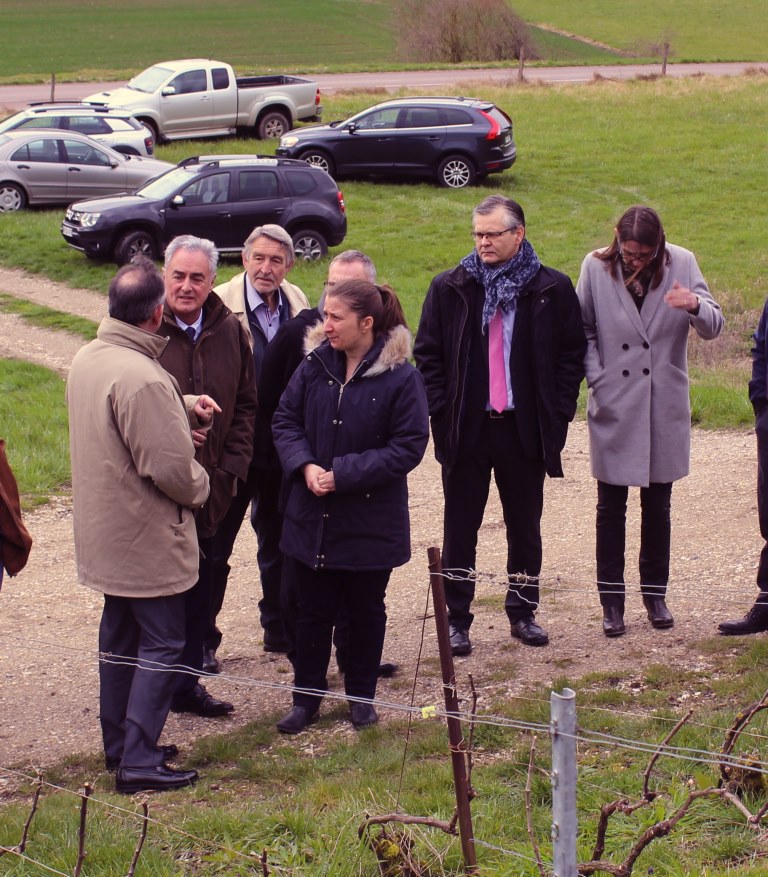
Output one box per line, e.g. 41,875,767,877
512,0,768,61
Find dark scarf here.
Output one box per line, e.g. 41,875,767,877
461,239,541,329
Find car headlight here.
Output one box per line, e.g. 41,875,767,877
79,212,101,228
280,136,299,148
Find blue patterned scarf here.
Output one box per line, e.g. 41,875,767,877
461,239,541,329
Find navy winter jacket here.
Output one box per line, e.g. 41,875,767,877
273,324,429,571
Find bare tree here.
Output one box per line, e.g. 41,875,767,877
397,0,537,64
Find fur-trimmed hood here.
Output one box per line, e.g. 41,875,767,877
303,322,413,378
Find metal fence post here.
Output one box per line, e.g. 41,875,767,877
550,687,577,877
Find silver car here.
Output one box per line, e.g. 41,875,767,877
0,130,173,212
0,104,154,156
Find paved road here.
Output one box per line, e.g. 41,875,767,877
0,62,763,111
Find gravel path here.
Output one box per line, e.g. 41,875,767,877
0,266,761,774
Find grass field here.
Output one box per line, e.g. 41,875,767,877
1,0,766,84
512,0,768,62
1,74,765,429
3,637,768,874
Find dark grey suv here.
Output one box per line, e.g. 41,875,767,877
61,155,347,264
276,96,516,188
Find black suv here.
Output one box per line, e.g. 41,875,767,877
276,96,515,188
61,155,347,264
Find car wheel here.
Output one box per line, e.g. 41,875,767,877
258,111,290,140
114,229,158,265
437,155,477,189
0,183,27,212
299,150,335,176
291,229,328,261
137,118,160,144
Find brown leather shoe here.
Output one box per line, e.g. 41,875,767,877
602,605,626,637
643,596,674,629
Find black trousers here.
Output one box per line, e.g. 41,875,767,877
99,592,186,769
206,464,285,648
441,413,545,630
174,534,212,697
755,409,768,604
290,561,390,711
595,480,673,604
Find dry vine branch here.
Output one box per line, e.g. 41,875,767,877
73,782,92,877
642,709,692,799
125,800,148,877
0,770,44,858
720,688,768,787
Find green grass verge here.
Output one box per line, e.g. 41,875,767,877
1,75,765,429
0,358,68,506
0,293,97,339
3,636,768,874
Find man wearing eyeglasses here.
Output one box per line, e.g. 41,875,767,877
414,194,586,653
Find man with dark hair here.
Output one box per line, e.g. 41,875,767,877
156,236,257,716
210,225,309,657
414,195,586,654
67,257,217,793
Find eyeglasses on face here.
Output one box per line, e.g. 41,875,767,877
619,242,658,264
471,227,518,241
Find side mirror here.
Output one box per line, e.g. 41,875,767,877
161,86,177,97
109,159,119,168
346,122,357,134
171,194,185,207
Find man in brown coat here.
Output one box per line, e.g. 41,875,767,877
158,235,257,717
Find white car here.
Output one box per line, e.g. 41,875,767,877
0,129,173,212
0,104,154,156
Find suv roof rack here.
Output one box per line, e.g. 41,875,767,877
27,102,116,112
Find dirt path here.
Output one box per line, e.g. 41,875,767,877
0,266,761,773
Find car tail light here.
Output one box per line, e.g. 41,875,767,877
480,109,501,140
144,135,154,155
337,190,346,213
315,88,321,108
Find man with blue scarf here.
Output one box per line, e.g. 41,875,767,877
414,195,586,652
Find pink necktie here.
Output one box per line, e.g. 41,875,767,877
488,308,507,413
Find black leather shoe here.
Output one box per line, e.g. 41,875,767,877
378,661,399,678
277,705,318,734
510,616,549,646
643,596,674,629
202,647,220,674
115,765,198,794
350,701,379,729
263,630,290,653
171,683,234,717
602,605,626,637
718,605,768,635
106,744,179,772
449,624,472,656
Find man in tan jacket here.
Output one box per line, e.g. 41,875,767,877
212,225,308,656
67,258,215,794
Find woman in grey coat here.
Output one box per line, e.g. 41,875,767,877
577,206,723,637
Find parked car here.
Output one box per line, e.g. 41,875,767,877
0,130,173,212
84,59,322,143
0,104,154,156
275,96,516,188
61,154,347,264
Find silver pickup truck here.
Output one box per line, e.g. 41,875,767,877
84,59,322,143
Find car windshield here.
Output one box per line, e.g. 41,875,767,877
136,165,198,198
128,66,174,94
0,112,26,133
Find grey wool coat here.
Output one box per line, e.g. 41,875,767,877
576,243,723,487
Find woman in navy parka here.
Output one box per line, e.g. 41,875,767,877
272,279,429,734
